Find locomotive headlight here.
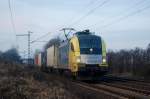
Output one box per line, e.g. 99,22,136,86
102,58,106,63
76,56,81,63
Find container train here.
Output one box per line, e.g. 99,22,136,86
34,30,108,79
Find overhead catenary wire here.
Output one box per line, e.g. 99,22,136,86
68,0,110,28
86,0,148,29
53,0,105,40
59,0,100,30
86,0,100,7
43,0,104,40
31,32,51,44
97,3,150,30
8,0,19,49
8,0,17,38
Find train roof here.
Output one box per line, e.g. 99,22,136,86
59,30,101,47
74,29,92,36
74,29,101,39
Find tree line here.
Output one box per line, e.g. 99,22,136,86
0,48,21,63
1,42,149,79
107,43,150,78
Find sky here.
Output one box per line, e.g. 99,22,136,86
0,0,150,58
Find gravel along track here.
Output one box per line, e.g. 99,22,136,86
70,81,128,99
48,74,150,99
105,76,150,87
102,76,150,92
69,81,150,99
105,81,150,93
100,82,150,96
93,83,150,99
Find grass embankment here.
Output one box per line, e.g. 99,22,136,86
0,62,78,99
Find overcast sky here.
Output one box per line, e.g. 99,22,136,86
0,0,150,57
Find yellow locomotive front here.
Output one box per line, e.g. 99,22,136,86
69,30,108,78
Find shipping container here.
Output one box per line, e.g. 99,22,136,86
47,45,58,68
37,53,42,66
34,52,43,67
34,54,38,65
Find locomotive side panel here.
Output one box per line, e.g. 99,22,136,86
69,36,80,73
58,42,69,69
101,39,107,66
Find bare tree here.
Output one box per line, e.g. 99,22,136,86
0,48,21,63
107,43,150,78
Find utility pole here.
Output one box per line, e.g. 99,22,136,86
27,31,32,63
16,31,33,65
60,28,75,40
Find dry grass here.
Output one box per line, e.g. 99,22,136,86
0,62,79,99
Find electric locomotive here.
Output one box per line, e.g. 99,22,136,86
58,30,108,78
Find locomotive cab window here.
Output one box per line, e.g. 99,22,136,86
78,35,102,54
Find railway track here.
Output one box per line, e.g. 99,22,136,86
70,81,128,99
67,76,150,99
104,75,150,86
100,82,150,95
70,80,150,99
102,80,150,93
102,76,150,91
44,71,150,98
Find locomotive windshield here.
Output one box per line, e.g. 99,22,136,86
78,35,102,54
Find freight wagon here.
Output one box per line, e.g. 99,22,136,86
46,45,58,70
34,52,44,67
